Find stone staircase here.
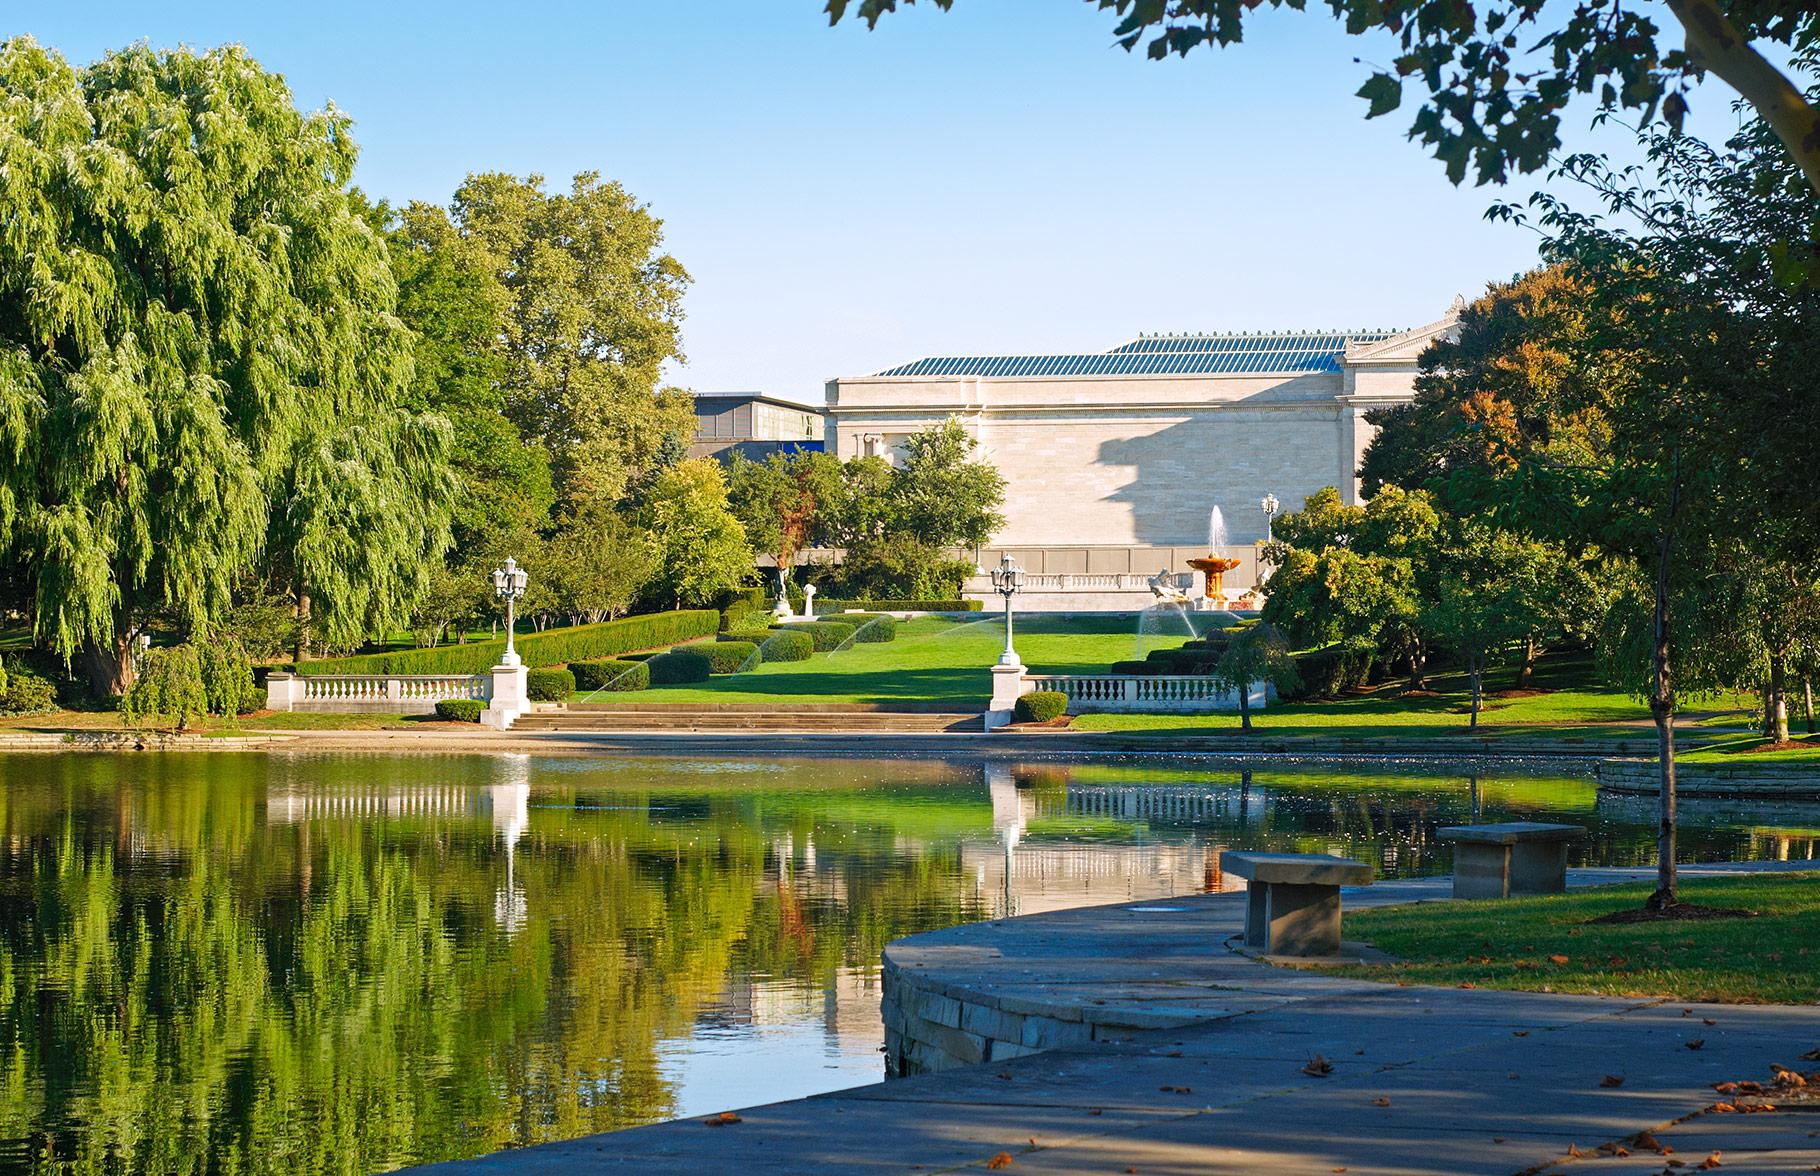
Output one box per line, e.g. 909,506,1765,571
513,704,986,733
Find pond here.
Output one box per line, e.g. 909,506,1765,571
0,751,1812,1173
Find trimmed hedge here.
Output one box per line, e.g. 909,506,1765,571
824,612,895,642
1286,646,1374,701
526,667,575,701
570,658,649,692
756,629,814,662
297,610,720,675
818,599,982,613
779,620,856,651
435,699,485,722
703,641,758,674
1014,691,1069,723
1109,659,1164,676
648,647,712,684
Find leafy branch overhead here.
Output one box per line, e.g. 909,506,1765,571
826,0,1820,196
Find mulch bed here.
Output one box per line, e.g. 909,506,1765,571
1720,739,1813,755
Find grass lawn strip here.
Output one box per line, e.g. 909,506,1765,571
1338,872,1820,1004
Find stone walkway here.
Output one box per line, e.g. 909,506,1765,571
420,863,1820,1175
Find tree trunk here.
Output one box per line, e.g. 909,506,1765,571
1666,0,1820,199
1805,677,1815,735
1763,653,1789,743
1238,687,1252,732
1468,660,1482,730
1516,634,1539,688
1647,542,1678,912
294,587,313,662
83,631,137,698
1408,641,1427,691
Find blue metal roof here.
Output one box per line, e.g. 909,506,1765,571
875,329,1402,379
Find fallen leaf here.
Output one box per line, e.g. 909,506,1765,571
1698,1152,1722,1169
1601,1075,1626,1088
1492,1138,1506,1144
1686,1039,1706,1051
1371,1096,1392,1107
703,1111,743,1126
1158,1085,1193,1094
1703,1018,1716,1026
1164,1051,1183,1058
986,1155,1014,1171
996,1072,1013,1081
1088,1108,1103,1116
1513,1030,1530,1037
1634,1131,1667,1153
1549,954,1570,965
1714,1082,1739,1095
1799,1048,1820,1061
1302,1055,1333,1077
1567,1143,1586,1157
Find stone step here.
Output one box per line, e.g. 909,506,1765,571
513,710,985,733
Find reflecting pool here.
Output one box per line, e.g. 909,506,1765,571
0,751,1812,1173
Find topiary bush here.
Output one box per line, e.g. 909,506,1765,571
833,613,897,642
779,620,856,651
1108,659,1164,676
570,658,649,692
757,629,814,662
299,610,720,676
702,641,758,674
647,647,712,684
1014,691,1069,724
435,699,485,722
526,667,576,701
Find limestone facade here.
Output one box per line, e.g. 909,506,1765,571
824,302,1462,606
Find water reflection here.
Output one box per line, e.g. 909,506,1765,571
0,751,1812,1174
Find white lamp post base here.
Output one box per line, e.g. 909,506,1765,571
985,661,1031,731
481,662,531,730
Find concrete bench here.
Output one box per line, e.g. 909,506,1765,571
1224,852,1373,959
1438,822,1586,900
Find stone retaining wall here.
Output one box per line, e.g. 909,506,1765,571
1598,757,1820,799
881,955,1196,1077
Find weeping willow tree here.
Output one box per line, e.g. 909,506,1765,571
0,39,453,689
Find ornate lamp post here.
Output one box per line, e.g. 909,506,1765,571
1260,493,1280,544
989,553,1026,667
492,557,529,666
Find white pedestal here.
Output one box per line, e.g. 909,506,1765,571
264,672,303,712
481,662,530,730
985,662,1032,731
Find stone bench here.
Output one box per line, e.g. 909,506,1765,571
1438,822,1586,900
1224,852,1374,959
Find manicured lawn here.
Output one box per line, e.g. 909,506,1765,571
607,614,1190,706
1680,733,1820,764
1339,873,1820,1004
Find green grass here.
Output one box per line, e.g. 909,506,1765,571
609,615,1184,706
0,711,426,733
1339,873,1820,1004
1680,732,1820,764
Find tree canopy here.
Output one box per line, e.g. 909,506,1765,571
0,38,453,688
827,0,1820,197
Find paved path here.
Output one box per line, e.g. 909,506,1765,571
422,861,1820,1175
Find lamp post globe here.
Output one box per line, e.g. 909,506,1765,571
989,553,1026,667
1260,493,1280,543
492,556,530,667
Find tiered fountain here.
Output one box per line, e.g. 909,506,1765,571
1186,506,1243,610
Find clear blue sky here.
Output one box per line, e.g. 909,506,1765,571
22,2,1753,405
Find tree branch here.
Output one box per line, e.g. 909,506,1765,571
1666,0,1820,198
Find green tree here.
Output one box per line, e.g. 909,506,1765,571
888,418,1006,550
537,506,660,626
1213,622,1299,731
634,460,753,608
0,40,453,689
1422,522,1534,729
119,645,208,730
727,450,845,583
447,172,695,512
829,1,1820,198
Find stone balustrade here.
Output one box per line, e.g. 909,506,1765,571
1022,673,1264,714
266,672,487,715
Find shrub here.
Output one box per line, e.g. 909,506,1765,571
1109,659,1164,676
830,535,975,601
647,647,712,684
435,699,485,722
120,646,209,729
0,660,57,716
756,629,814,662
1285,645,1374,701
198,638,258,716
703,641,758,674
818,599,982,613
1014,691,1069,723
779,620,856,651
836,613,897,642
298,610,720,675
526,667,576,701
570,658,649,692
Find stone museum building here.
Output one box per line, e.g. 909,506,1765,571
823,300,1462,609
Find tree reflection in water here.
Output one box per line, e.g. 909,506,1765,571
0,751,1809,1172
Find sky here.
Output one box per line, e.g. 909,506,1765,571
19,2,1758,406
